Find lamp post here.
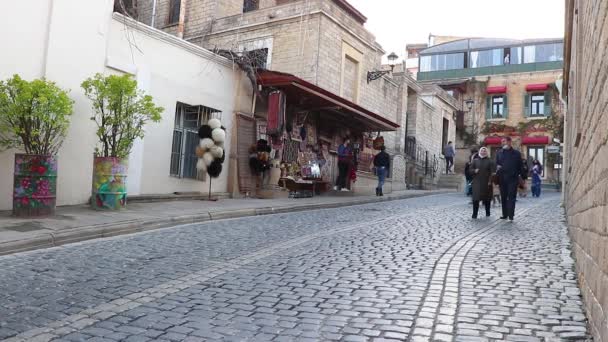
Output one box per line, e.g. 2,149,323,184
367,52,399,83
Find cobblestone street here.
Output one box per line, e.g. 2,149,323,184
0,193,591,342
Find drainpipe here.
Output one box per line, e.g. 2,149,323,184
150,0,157,28
177,0,187,39
42,0,55,78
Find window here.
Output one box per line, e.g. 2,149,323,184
492,96,504,118
243,0,259,12
244,48,268,69
524,92,551,117
470,49,503,68
170,103,221,179
524,43,564,63
167,0,181,25
530,94,545,116
114,0,137,17
419,53,465,72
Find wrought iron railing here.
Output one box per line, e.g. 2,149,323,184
404,137,440,183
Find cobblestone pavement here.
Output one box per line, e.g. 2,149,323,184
0,193,592,341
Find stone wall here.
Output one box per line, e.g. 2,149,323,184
563,1,608,341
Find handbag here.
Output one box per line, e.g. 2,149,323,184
373,132,384,150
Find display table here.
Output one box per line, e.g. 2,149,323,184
279,178,329,197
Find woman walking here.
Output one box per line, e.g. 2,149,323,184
531,159,543,197
471,147,495,219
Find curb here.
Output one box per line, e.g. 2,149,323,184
0,190,453,256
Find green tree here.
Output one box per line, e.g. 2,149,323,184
0,75,74,155
82,73,163,158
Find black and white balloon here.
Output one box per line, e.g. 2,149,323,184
196,119,226,179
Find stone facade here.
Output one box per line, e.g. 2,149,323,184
563,1,608,341
122,0,459,190
455,71,564,181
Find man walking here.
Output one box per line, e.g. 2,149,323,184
444,141,455,174
373,145,390,196
496,137,524,221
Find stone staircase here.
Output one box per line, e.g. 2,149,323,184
437,173,465,191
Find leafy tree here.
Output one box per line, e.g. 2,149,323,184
82,73,163,158
0,75,74,155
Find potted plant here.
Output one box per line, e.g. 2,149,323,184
0,75,74,217
82,73,163,210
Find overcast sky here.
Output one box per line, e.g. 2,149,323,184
347,0,565,60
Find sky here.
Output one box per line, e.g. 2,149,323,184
347,0,565,61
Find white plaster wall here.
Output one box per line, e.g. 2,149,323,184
106,18,244,195
0,1,53,211
0,2,249,210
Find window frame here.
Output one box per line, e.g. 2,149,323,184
170,102,221,180
530,93,545,116
243,0,259,13
166,0,181,26
491,95,505,118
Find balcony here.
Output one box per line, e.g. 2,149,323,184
417,61,563,81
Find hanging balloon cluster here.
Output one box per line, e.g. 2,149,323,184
195,118,226,200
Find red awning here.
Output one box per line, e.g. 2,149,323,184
256,70,399,131
526,83,550,91
522,136,550,145
484,136,503,145
486,86,507,94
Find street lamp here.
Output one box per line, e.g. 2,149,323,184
367,52,399,83
465,99,474,111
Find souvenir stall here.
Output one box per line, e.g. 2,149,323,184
240,70,399,198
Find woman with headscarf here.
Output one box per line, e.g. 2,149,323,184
471,147,495,219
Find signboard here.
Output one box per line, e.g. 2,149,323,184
547,145,560,154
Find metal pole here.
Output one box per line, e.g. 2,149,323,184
151,0,157,28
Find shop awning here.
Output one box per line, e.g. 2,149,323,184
484,136,503,145
522,136,550,145
486,86,507,94
256,70,399,131
526,83,550,91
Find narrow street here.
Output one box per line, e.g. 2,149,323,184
0,193,590,342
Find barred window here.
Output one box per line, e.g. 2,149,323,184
170,102,221,180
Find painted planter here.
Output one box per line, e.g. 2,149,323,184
13,154,58,217
91,157,128,210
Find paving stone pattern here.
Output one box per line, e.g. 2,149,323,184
0,194,592,341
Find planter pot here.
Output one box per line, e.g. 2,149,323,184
91,157,128,210
13,154,58,217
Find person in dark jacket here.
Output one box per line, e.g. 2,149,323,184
443,141,455,174
496,137,524,221
373,145,390,196
471,147,494,218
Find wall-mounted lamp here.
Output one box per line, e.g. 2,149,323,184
367,52,399,84
464,99,474,111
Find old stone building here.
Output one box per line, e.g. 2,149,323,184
563,1,608,341
119,0,458,190
417,37,565,183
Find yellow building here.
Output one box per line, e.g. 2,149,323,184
417,37,564,182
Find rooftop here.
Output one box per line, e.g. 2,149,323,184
421,37,564,55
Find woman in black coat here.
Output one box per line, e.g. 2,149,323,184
471,147,495,219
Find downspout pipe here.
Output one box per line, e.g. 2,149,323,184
150,0,157,28
177,0,187,39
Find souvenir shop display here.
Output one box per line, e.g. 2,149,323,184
196,118,226,201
